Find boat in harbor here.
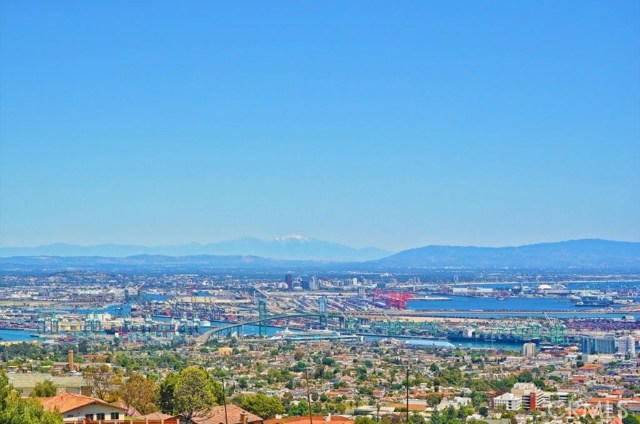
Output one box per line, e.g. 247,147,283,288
496,291,509,301
270,328,362,342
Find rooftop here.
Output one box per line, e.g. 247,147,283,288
40,392,127,414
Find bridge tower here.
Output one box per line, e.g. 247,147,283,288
258,300,268,336
37,313,46,334
319,296,328,329
84,314,95,332
50,313,59,334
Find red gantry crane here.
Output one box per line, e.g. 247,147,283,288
373,290,413,309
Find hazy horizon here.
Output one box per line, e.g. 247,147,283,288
1,2,639,251
2,235,639,252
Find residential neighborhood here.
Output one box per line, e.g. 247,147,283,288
1,334,638,424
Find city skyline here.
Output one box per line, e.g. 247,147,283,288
1,1,639,251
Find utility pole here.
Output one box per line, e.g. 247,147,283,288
406,366,410,424
304,367,314,424
222,377,229,424
222,360,230,424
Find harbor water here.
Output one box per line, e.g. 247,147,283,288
0,329,38,342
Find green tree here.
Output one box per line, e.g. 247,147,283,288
1,369,11,410
0,369,62,424
623,414,640,424
288,400,309,416
471,391,488,408
322,357,336,366
238,377,249,389
358,386,374,396
293,361,307,372
234,393,285,419
174,366,217,423
426,394,443,408
83,364,121,401
479,406,489,417
30,380,57,397
77,339,90,354
209,378,224,405
431,409,442,424
0,393,62,424
118,372,159,415
410,411,427,424
159,372,178,414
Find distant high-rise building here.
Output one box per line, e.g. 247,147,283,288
301,278,317,291
285,273,294,291
616,335,636,355
522,342,536,357
596,336,617,354
581,335,617,354
581,337,594,354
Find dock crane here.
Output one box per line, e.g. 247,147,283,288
544,313,566,345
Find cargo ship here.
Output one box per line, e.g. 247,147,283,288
575,295,613,307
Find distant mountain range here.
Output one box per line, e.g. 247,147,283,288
367,239,640,270
0,239,638,272
0,254,325,273
0,236,391,262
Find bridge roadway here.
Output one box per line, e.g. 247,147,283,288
195,312,347,345
195,306,636,345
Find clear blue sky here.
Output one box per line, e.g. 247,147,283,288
1,1,639,251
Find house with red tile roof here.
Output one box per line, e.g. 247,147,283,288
566,407,599,419
192,404,264,424
265,415,355,424
136,411,182,422
40,392,127,422
586,397,618,415
579,364,603,374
